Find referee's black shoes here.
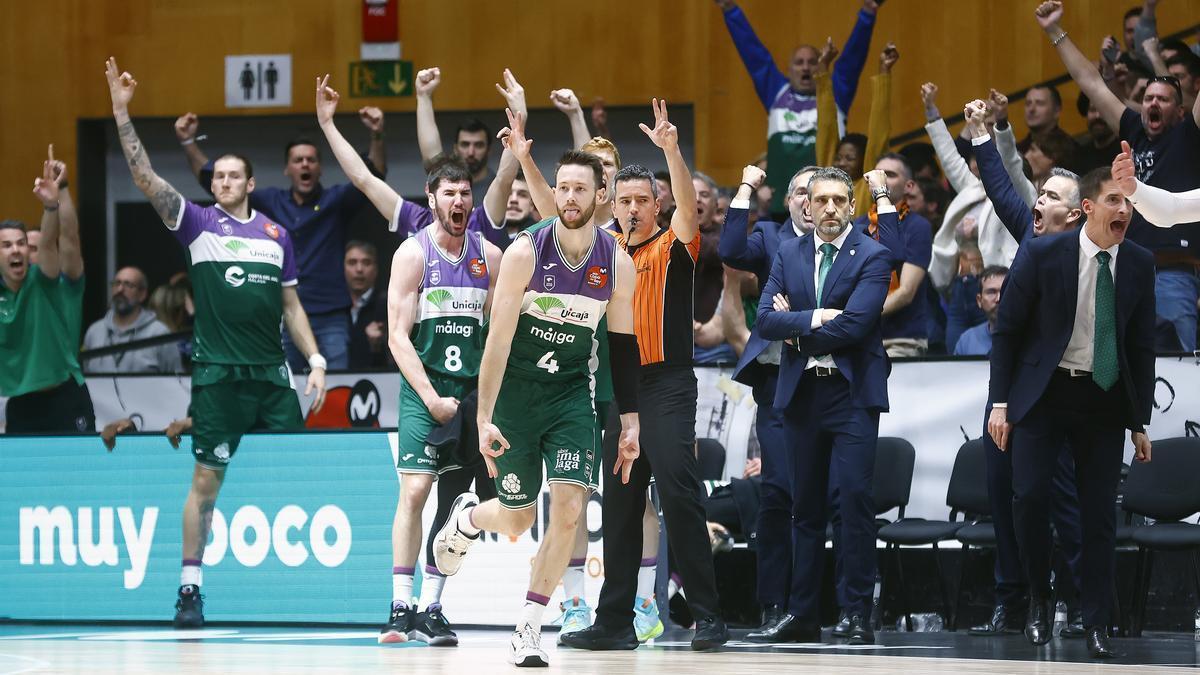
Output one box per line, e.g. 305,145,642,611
690,616,729,650
559,623,639,650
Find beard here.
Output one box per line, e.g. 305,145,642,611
436,203,469,236
112,294,137,317
816,216,850,239
557,201,597,230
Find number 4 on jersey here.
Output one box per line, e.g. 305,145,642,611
536,351,559,374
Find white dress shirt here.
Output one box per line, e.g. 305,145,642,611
1059,228,1120,372
804,224,855,370
350,286,374,325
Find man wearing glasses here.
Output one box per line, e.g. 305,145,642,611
1038,0,1200,352
82,266,182,373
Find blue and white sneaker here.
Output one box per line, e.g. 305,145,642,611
633,596,664,642
556,597,593,645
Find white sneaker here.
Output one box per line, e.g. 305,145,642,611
432,492,480,576
510,622,548,667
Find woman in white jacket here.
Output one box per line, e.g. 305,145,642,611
923,84,1036,290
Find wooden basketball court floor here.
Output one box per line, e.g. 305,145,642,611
3,624,1200,674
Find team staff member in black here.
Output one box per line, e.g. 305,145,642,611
561,100,728,651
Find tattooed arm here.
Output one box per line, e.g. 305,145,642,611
105,57,185,227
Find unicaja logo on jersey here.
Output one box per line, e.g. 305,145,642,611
224,240,249,255
533,296,566,316
224,266,247,287
426,289,452,309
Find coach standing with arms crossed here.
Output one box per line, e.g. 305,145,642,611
988,167,1156,659
753,167,895,645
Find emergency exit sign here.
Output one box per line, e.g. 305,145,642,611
348,61,412,97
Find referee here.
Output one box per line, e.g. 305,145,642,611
1,148,92,433
562,100,727,651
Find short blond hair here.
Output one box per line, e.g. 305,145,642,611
581,137,621,170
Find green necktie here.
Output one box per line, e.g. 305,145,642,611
1092,251,1118,391
816,242,838,307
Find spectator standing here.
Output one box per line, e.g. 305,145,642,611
716,0,879,218
0,148,91,433
82,266,181,373
344,241,392,370
1073,93,1122,173
1039,0,1200,351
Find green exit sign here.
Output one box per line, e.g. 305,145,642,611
348,61,412,97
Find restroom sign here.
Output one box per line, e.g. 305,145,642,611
225,54,292,108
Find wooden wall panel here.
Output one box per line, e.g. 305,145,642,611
2,0,1198,220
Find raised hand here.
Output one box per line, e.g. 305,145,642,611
105,57,137,111
494,68,527,114
175,113,199,142
963,99,989,137
591,98,609,134
1100,35,1120,62
921,82,939,108
712,0,736,10
1034,0,1064,30
638,98,678,152
864,168,888,193
879,41,900,73
817,37,839,75
1112,140,1137,196
550,88,582,115
47,144,68,189
741,164,767,190
315,74,339,126
499,107,533,161
359,106,384,133
415,67,441,97
33,145,61,207
988,88,1009,123
862,0,881,14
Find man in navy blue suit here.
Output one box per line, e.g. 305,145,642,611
988,166,1156,659
754,167,895,645
968,100,1087,638
719,163,816,632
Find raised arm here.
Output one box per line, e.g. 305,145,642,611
640,99,697,243
715,0,789,109
1035,1,1127,130
550,88,591,150
47,149,83,280
814,38,841,167
720,165,769,268
31,150,62,279
989,89,1037,207
968,100,1035,244
1133,0,1160,66
106,57,184,228
831,0,881,112
174,113,209,180
923,83,978,194
482,70,528,226
315,75,400,221
358,106,388,175
853,43,897,216
414,67,444,166
1115,140,1200,226
499,108,556,221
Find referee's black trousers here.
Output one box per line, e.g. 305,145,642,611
596,365,721,628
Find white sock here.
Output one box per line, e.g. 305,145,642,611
457,507,481,537
180,564,202,588
392,568,415,606
418,565,447,609
519,592,549,630
636,559,656,599
563,561,586,601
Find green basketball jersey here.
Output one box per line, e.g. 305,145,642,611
411,226,490,379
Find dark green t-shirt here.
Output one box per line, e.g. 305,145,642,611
0,265,85,396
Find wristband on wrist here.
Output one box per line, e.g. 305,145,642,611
739,182,758,192
1050,30,1068,46
870,186,890,202
179,138,195,146
58,179,69,190
43,203,60,212
308,353,327,371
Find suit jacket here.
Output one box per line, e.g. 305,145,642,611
989,230,1156,430
756,227,893,412
348,286,394,370
722,206,902,391
719,207,799,388
976,135,1035,246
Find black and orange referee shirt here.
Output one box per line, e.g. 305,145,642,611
616,226,701,367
